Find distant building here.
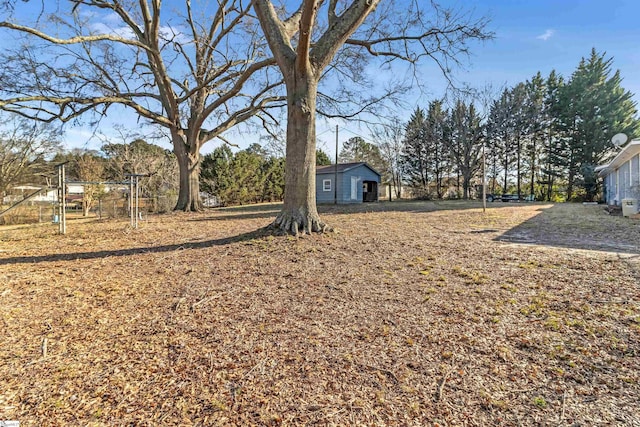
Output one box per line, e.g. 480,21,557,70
2,185,57,204
316,162,381,204
596,139,640,209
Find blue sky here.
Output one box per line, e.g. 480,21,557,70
316,0,640,156
2,0,639,157
456,0,639,98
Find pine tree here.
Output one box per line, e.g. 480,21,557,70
445,100,484,199
524,72,546,199
487,89,517,193
338,136,386,173
425,100,449,198
200,146,234,206
541,70,568,201
558,49,639,201
316,149,332,166
401,108,430,196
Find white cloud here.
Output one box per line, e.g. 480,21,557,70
90,22,136,39
89,20,190,45
536,29,555,41
159,26,192,45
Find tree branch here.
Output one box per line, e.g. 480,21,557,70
0,21,149,50
253,0,296,68
312,0,381,70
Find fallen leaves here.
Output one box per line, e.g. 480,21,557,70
0,202,639,425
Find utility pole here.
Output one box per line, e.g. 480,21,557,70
334,124,339,204
482,143,487,213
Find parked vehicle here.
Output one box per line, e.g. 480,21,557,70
500,194,520,202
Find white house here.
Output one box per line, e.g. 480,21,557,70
596,139,640,210
2,185,57,204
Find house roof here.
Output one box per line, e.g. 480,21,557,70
316,162,381,176
596,139,640,176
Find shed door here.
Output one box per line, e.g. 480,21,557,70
351,176,358,200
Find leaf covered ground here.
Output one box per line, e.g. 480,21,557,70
1,201,639,426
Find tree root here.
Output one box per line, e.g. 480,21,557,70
270,210,333,236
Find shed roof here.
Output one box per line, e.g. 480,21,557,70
316,162,381,176
596,140,640,176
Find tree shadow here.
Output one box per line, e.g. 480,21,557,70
187,211,280,222
188,200,535,222
0,228,272,266
494,204,640,255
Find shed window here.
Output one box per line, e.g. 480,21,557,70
323,179,332,192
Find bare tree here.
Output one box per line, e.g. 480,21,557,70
253,0,492,234
101,135,179,211
0,113,61,198
0,0,284,211
74,151,105,216
372,119,404,198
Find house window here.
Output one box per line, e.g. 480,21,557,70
323,179,332,192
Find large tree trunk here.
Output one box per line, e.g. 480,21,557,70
462,173,470,200
272,75,329,235
566,167,575,202
529,139,536,197
173,133,203,212
503,154,509,193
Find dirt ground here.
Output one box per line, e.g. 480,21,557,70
1,201,639,426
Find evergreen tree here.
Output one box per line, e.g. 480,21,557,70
230,149,264,204
401,107,430,196
338,136,386,173
316,149,332,166
425,100,449,198
541,70,568,201
260,157,286,202
487,89,517,193
445,100,485,200
201,146,234,206
524,72,547,199
558,49,639,200
200,144,286,206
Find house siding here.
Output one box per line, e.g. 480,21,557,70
602,151,640,205
632,155,640,198
620,161,630,200
316,173,340,204
316,164,381,204
604,172,616,204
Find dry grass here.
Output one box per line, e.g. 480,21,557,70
1,201,639,426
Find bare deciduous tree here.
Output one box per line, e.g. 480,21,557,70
74,151,105,216
372,119,404,198
0,112,61,198
253,0,492,234
0,0,284,211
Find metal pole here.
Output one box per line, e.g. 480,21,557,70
135,175,139,229
62,164,66,234
57,165,62,234
129,175,134,227
58,163,67,234
334,124,338,204
482,144,487,213
53,165,62,234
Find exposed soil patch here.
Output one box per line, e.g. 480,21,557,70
1,202,639,426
